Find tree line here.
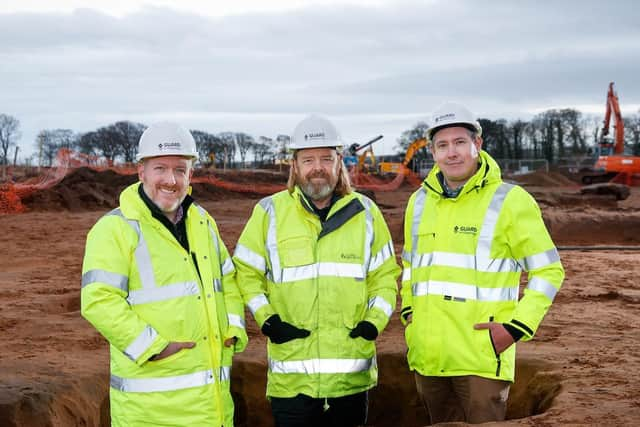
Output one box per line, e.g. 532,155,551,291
0,116,291,168
1,108,640,168
395,108,640,166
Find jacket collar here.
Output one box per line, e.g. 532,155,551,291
119,182,194,222
291,185,356,219
422,150,502,198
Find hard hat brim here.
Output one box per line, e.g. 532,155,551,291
427,122,482,142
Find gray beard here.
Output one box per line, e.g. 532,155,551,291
300,181,334,201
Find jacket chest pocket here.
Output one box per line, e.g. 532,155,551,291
415,231,437,255
279,237,315,267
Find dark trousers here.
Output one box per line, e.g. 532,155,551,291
270,391,368,427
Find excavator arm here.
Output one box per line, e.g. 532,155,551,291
601,82,625,155
402,138,428,166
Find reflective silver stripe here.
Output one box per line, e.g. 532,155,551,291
199,206,234,281
247,294,269,316
527,276,558,301
402,268,411,282
369,241,394,272
409,184,524,274
123,325,158,361
111,368,222,393
269,357,374,374
205,220,223,272
412,251,521,273
213,278,223,292
234,243,267,272
361,196,374,277
410,188,427,258
261,197,282,283
368,296,393,318
401,250,411,263
279,262,364,283
475,183,514,269
107,209,155,288
221,257,235,275
135,229,156,289
219,366,231,382
127,281,200,305
198,205,220,258
412,280,518,302
520,248,561,271
81,269,128,292
227,313,246,329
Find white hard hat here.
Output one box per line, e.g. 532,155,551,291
425,102,482,142
290,114,343,150
136,122,198,162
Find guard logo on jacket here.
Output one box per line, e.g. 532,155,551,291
454,225,478,235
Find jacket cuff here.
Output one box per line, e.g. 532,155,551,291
225,325,248,353
400,306,412,326
140,335,171,366
502,322,524,342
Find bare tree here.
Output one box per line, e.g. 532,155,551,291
217,132,237,168
255,136,276,166
624,112,640,155
235,132,255,167
395,122,428,153
78,131,101,157
275,134,290,162
91,127,121,164
35,129,77,166
511,120,527,159
192,130,224,165
478,118,510,159
112,121,146,163
0,114,21,166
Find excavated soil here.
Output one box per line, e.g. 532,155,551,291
1,169,640,426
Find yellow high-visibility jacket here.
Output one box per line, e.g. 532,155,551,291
401,151,564,382
81,183,247,427
233,187,400,398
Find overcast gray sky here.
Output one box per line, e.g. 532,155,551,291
1,0,639,159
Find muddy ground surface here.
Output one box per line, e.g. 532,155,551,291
1,169,639,426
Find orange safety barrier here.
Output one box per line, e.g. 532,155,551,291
348,164,423,191
0,184,25,214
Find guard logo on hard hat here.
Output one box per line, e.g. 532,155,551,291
158,142,182,151
434,113,456,124
290,114,342,150
304,132,325,141
136,122,198,161
426,102,483,142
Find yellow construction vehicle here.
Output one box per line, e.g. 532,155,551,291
379,137,428,175
344,135,383,173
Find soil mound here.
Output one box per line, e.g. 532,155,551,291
195,169,288,185
507,170,578,187
21,167,270,212
21,168,136,212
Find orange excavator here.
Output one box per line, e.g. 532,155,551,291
582,82,640,185
379,137,428,175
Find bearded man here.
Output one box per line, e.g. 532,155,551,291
233,114,400,427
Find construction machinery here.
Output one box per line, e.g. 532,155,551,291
344,135,383,173
582,82,640,185
379,137,429,175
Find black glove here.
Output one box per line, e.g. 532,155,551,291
261,314,311,344
349,320,378,341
